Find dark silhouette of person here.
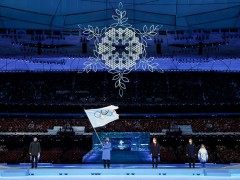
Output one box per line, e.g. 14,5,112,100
186,138,196,168
29,137,41,168
150,137,161,168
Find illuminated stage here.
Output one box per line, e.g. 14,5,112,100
1,163,240,179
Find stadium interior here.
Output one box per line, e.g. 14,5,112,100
0,1,240,179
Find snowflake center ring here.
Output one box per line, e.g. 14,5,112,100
97,27,144,70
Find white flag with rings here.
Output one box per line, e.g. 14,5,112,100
84,105,119,128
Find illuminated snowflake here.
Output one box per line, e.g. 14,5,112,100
98,27,143,70
83,2,160,97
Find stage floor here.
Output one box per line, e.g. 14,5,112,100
1,163,240,179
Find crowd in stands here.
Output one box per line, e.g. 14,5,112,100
1,117,240,133
1,116,240,163
0,72,240,109
1,115,240,164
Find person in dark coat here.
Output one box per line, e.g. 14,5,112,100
29,137,41,168
186,138,196,168
150,137,161,168
102,138,111,169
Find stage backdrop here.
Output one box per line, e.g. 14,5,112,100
83,132,152,164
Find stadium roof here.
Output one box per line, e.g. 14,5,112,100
0,0,240,30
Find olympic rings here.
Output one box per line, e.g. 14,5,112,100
94,109,113,118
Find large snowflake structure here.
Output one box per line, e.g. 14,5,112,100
83,2,160,97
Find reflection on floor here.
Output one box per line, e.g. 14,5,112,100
1,163,240,180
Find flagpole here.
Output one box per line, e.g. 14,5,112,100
92,126,103,146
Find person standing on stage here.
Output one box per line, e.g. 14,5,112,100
29,137,41,169
198,144,208,168
150,137,161,168
186,138,196,168
102,137,112,169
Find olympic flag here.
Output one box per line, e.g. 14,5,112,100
84,105,119,128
